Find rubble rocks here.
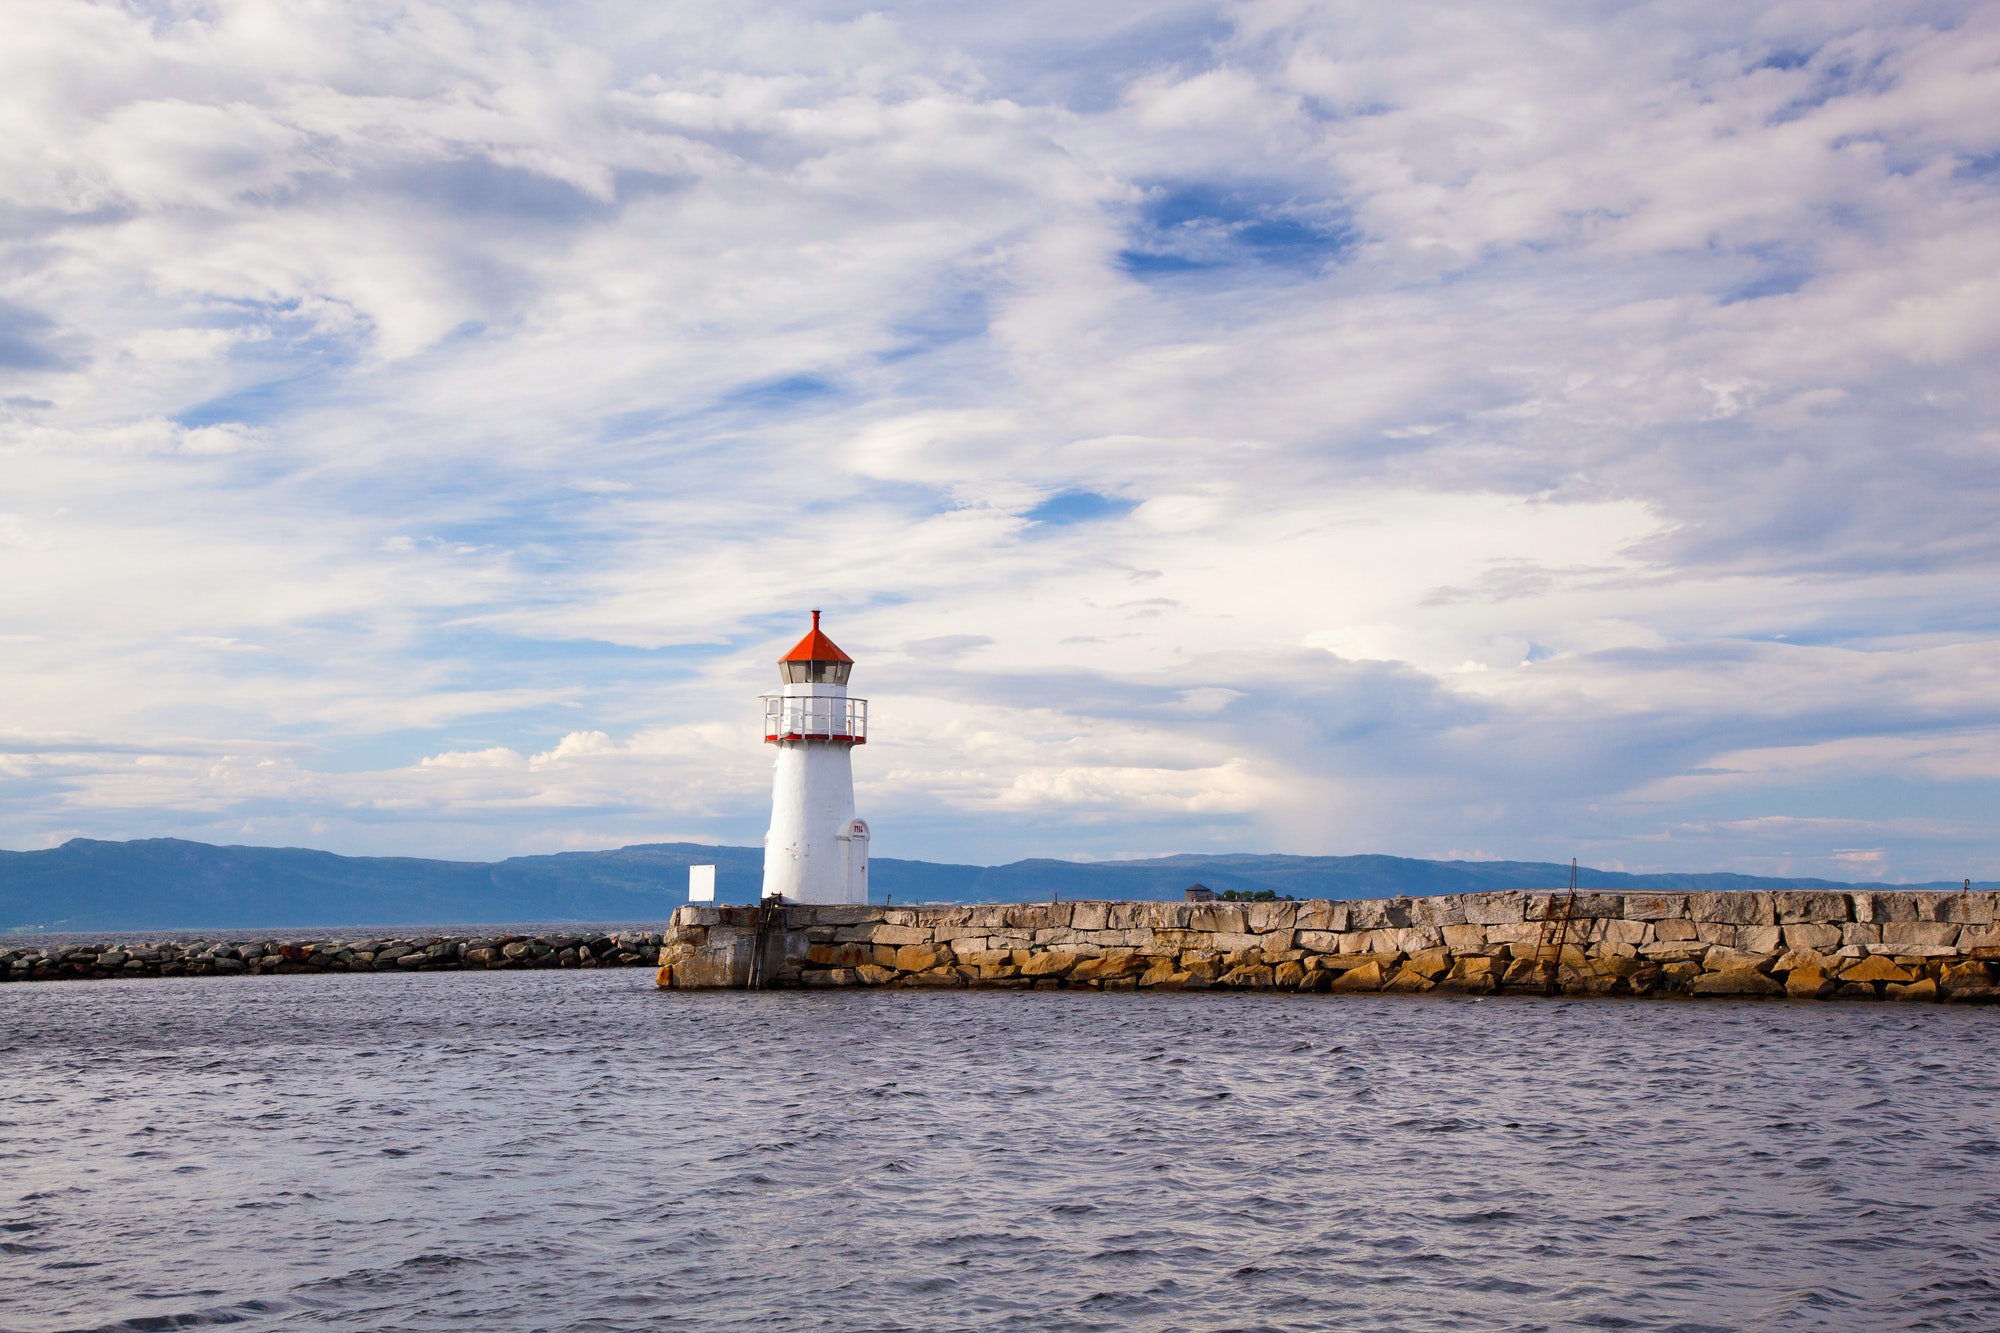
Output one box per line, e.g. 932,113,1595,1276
0,931,663,984
654,889,2000,1002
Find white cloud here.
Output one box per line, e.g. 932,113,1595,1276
0,0,1996,881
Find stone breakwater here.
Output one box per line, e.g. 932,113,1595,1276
656,889,2000,1001
0,931,665,982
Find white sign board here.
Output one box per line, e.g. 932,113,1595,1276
688,864,716,903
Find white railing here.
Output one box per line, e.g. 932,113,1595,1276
763,694,868,744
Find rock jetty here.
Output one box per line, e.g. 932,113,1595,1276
656,889,2000,1001
0,931,664,983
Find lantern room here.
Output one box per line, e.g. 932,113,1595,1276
778,609,853,685
764,609,867,744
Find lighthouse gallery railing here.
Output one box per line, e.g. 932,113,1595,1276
762,694,867,744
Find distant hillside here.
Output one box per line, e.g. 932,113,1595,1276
0,837,1986,933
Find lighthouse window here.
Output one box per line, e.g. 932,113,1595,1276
781,659,852,685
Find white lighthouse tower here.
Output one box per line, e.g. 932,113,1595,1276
760,611,870,904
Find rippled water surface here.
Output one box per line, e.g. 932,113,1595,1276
3,972,1998,1332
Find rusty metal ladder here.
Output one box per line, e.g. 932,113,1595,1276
745,894,783,990
1534,859,1581,997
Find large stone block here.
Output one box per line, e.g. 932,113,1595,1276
1784,966,1835,999
1775,948,1832,974
1941,963,2000,1001
1441,923,1490,952
1352,926,1439,954
1599,919,1650,947
1839,955,1914,984
669,942,749,989
1960,924,2000,952
1692,968,1785,997
865,925,934,947
1021,950,1079,977
1143,902,1193,929
1854,892,1919,923
1690,892,1776,926
1188,904,1250,933
1914,892,1961,923
1576,892,1627,919
1737,925,1783,954
815,905,887,927
1246,901,1298,932
805,943,874,968
1694,922,1740,947
1348,897,1414,930
1330,960,1387,991
1460,891,1526,925
1703,946,1777,971
1402,946,1453,979
1069,902,1110,931
1773,890,1849,923
1408,896,1467,928
1881,922,1958,949
1942,893,1997,925
1446,955,1504,982
1071,952,1144,981
1294,900,1349,931
1106,902,1151,930
1782,923,1842,952
1622,894,1687,921
894,944,945,973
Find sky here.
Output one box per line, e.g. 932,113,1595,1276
1,0,1997,880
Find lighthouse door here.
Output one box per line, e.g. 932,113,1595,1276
838,818,870,905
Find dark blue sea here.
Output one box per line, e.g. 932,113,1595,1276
3,970,1997,1331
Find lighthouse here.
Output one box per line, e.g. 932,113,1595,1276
760,611,870,904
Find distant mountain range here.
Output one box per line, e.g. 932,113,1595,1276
1,837,1988,933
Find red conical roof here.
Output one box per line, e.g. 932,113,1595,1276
779,609,852,663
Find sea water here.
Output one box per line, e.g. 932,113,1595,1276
2,970,1997,1331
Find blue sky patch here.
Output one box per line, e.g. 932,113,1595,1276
1117,181,1357,279
1024,491,1137,526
